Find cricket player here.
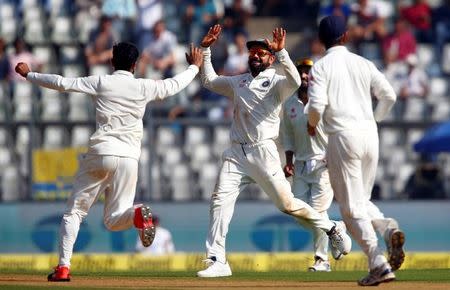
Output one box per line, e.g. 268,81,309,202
15,42,203,282
307,15,405,286
197,24,352,278
280,58,336,272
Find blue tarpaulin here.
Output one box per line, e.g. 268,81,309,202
414,121,450,153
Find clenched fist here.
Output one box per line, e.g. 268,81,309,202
15,62,31,78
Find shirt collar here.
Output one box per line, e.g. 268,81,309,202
325,45,348,55
113,70,135,77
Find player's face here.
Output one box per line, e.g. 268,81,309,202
299,66,311,89
248,45,274,74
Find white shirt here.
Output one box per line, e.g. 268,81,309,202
280,95,327,162
308,46,396,134
27,65,199,160
135,226,175,255
201,47,300,144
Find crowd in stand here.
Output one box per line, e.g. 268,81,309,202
0,0,448,201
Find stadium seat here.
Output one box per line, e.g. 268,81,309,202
184,126,208,156
431,101,450,121
71,125,92,147
213,126,230,158
41,88,64,121
379,128,400,148
442,44,450,75
198,162,218,200
0,146,12,169
0,128,11,146
429,77,448,98
156,126,178,155
393,163,415,196
43,126,67,149
89,65,111,76
68,93,93,121
60,45,81,64
13,83,34,121
0,17,17,43
1,164,21,202
190,143,212,170
62,64,84,78
33,45,56,66
403,98,425,121
51,16,75,44
24,19,47,44
0,3,15,19
417,44,434,68
170,163,192,201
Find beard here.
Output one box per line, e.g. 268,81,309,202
248,59,270,75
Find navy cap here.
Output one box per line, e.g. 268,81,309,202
319,15,347,44
246,38,274,53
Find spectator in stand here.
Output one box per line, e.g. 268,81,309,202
135,215,175,255
85,16,116,67
382,18,416,66
138,20,177,78
403,154,446,200
432,0,450,75
101,0,137,42
9,38,42,82
318,0,352,23
183,0,218,43
399,0,432,43
222,0,251,42
0,38,10,82
135,0,163,51
223,32,248,75
348,0,390,49
394,54,429,119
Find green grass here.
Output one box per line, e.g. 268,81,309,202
1,269,450,281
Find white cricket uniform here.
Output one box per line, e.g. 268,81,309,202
307,46,398,270
280,96,333,261
201,47,336,263
135,226,175,255
26,65,199,266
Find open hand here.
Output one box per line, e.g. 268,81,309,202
264,27,286,52
185,43,203,67
201,24,222,48
15,62,31,78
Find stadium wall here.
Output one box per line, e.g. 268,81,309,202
0,201,449,253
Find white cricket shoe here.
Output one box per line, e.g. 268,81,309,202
358,263,396,286
197,258,232,278
385,228,405,271
308,257,331,272
327,221,351,259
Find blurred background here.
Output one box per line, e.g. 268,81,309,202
0,0,449,256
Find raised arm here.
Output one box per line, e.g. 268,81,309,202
266,28,301,102
200,25,234,98
16,62,100,95
369,62,397,122
145,44,202,101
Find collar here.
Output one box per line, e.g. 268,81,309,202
325,46,348,55
113,70,135,77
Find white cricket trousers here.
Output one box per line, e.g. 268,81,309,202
206,140,335,263
58,154,139,266
293,160,333,261
327,129,397,270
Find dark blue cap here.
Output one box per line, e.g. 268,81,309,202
319,15,347,44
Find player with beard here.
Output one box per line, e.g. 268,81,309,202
196,24,352,278
280,58,337,272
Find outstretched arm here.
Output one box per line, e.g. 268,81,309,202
16,62,100,95
200,25,234,98
146,44,202,101
266,28,301,102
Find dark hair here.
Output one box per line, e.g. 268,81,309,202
111,42,139,71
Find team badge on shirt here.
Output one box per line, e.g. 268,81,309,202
239,79,247,87
262,80,270,87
